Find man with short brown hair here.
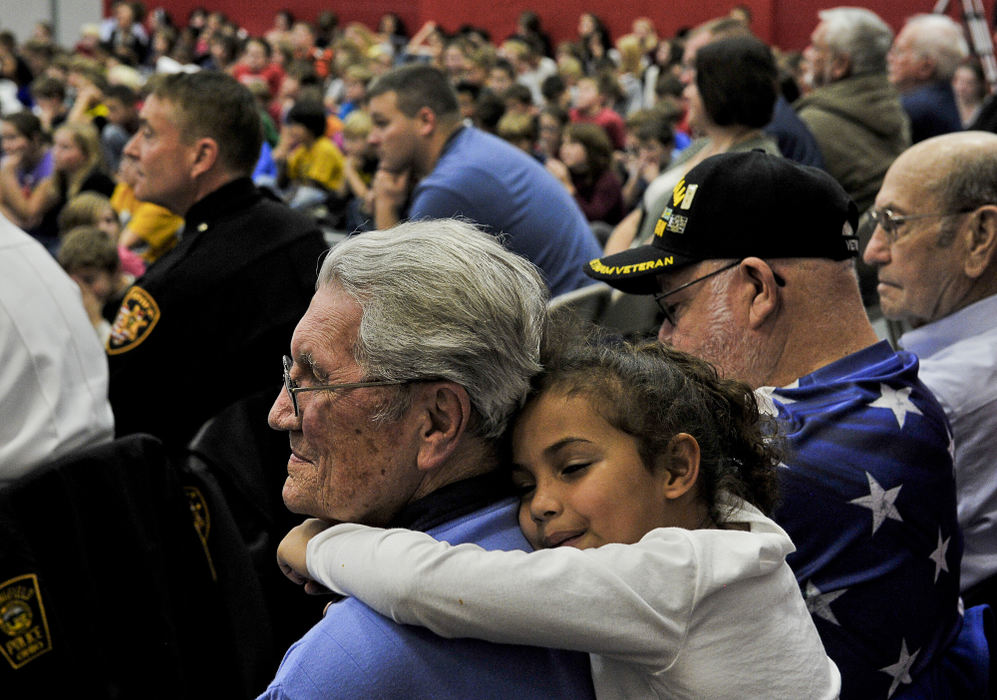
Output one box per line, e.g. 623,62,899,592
107,71,326,449
366,63,600,297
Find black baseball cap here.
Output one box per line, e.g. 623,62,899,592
584,150,859,294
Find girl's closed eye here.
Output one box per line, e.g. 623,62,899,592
560,462,591,477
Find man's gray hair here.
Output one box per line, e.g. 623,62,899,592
818,7,893,76
902,14,969,81
318,219,548,439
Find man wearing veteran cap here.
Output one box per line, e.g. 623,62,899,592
586,150,987,699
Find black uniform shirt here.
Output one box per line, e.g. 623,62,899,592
106,177,328,449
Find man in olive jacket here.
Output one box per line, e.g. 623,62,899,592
796,7,910,215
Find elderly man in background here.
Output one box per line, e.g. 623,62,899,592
585,150,987,698
864,131,997,612
887,13,968,143
797,7,909,216
366,63,601,297
260,219,594,699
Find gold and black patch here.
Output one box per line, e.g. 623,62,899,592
184,487,216,582
106,285,161,355
0,574,52,670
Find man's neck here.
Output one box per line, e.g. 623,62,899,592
410,436,498,503
173,171,242,217
763,307,880,389
946,276,997,320
897,78,936,95
389,469,513,532
418,119,462,179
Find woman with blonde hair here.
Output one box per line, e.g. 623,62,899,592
615,34,645,115
53,122,113,202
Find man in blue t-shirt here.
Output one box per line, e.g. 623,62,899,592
585,150,987,699
259,220,594,700
365,64,600,297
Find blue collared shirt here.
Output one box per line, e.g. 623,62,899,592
901,294,997,589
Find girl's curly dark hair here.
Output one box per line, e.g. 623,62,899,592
525,325,782,524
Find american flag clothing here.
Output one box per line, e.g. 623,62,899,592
759,341,964,699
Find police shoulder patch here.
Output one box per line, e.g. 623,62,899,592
184,486,217,582
106,285,161,355
0,574,52,670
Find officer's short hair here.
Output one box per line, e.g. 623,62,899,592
148,71,262,175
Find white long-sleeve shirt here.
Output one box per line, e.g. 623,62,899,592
306,496,840,699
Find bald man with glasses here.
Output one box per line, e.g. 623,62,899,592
865,131,997,613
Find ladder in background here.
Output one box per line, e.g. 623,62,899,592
934,0,997,91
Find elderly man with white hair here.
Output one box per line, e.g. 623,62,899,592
887,13,968,142
797,7,909,216
259,219,595,700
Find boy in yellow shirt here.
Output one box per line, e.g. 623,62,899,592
273,99,345,211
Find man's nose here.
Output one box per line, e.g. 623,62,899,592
657,321,674,346
268,387,297,430
123,132,140,159
863,224,891,267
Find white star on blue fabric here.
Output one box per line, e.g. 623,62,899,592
804,581,846,626
880,639,919,697
929,530,950,583
868,383,922,429
849,472,903,535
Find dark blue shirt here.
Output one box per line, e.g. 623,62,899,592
901,82,963,143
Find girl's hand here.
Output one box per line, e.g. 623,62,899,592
277,518,335,593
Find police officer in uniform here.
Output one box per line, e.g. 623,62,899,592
106,72,327,449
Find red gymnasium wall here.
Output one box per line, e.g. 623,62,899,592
123,1,994,53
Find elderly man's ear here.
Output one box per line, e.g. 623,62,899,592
739,257,782,330
415,382,472,472
963,205,997,279
829,54,850,82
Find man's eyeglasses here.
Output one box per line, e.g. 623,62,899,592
868,207,973,244
282,355,410,417
653,259,741,327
